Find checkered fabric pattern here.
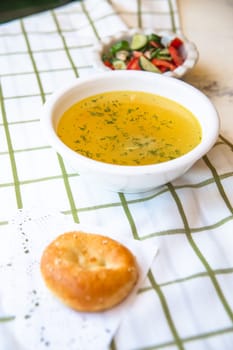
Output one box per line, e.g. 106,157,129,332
0,0,233,349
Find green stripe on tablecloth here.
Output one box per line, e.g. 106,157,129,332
203,155,233,214
0,118,40,125
109,339,117,350
136,0,142,28
118,192,139,240
140,267,233,292
0,67,88,78
167,182,233,322
0,28,85,36
109,0,180,32
119,192,185,350
0,85,23,208
219,134,233,150
19,18,80,223
51,11,79,77
174,172,233,190
0,173,79,188
183,327,233,345
20,20,46,103
168,0,176,32
4,146,50,153
81,1,123,38
80,1,101,41
136,326,233,350
63,201,122,214
148,270,185,350
142,214,233,238
0,43,93,56
0,316,15,323
2,93,51,100
57,153,79,223
0,221,9,226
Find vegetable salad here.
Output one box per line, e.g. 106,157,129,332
102,33,184,73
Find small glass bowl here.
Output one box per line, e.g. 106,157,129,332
92,28,199,79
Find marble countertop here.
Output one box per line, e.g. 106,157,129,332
179,0,233,139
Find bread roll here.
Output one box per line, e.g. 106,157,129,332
40,231,138,312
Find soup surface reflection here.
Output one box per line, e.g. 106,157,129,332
57,91,202,165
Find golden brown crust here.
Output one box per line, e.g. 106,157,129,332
40,231,138,312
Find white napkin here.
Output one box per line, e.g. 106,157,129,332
0,208,158,350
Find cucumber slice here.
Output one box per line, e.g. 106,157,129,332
130,33,148,50
112,59,127,70
159,48,170,55
157,54,172,61
139,56,161,73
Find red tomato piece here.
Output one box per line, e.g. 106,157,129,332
168,46,184,66
151,58,176,71
158,66,168,73
103,60,114,69
127,57,141,70
170,37,183,48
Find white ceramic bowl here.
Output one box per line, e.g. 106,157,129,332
41,71,220,193
92,28,199,78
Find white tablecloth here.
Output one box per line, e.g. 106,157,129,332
0,0,233,349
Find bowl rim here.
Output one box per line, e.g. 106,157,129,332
92,28,199,78
42,70,220,176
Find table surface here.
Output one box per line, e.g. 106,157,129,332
179,0,233,137
0,0,233,349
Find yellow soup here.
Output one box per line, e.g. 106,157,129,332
57,91,202,166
